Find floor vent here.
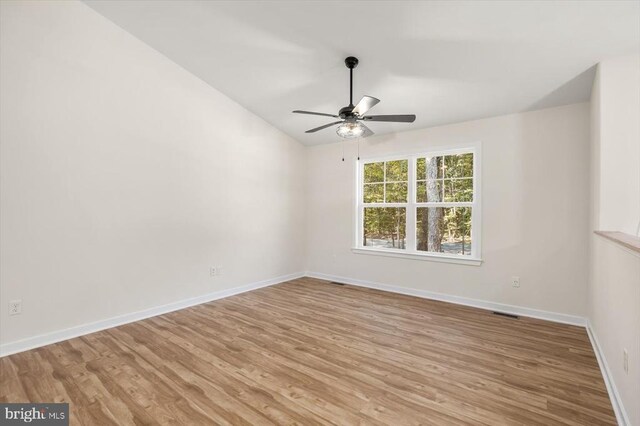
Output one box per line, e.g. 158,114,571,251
330,281,346,286
492,311,519,319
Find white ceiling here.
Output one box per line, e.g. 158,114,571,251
84,0,640,146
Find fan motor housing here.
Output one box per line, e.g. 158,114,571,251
339,105,356,119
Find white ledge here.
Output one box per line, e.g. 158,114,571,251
594,230,640,256
351,247,482,266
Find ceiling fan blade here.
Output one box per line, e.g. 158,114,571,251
305,121,343,133
293,110,339,118
359,123,374,138
362,114,416,123
352,96,380,116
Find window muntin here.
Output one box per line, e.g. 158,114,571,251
357,149,479,260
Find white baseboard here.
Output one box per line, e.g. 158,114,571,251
586,321,630,426
0,272,304,358
304,271,587,326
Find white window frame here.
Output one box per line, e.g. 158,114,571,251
352,143,482,266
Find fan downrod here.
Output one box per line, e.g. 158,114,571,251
341,56,360,117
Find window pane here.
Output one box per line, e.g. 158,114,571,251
364,207,406,249
416,180,442,202
424,156,443,179
416,158,426,180
385,182,407,202
416,181,426,202
425,180,442,203
363,183,384,203
364,162,384,183
385,160,408,182
444,153,473,178
416,207,472,255
443,178,473,202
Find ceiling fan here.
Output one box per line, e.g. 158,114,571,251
293,56,416,139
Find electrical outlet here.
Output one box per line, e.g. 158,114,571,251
511,276,520,288
623,349,628,374
9,300,22,315
210,267,217,277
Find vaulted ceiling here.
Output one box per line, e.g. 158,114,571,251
85,0,640,145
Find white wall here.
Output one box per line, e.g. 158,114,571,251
306,103,591,317
0,1,306,346
595,55,640,235
589,55,640,426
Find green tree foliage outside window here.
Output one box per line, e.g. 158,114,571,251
364,207,406,249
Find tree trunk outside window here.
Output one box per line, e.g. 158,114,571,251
427,157,443,252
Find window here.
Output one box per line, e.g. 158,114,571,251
355,147,480,264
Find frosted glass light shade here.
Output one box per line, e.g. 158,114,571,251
336,121,364,138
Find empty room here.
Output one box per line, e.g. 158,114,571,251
1,1,639,425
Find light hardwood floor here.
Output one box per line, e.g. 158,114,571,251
1,277,615,425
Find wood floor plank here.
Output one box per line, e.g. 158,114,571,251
0,277,616,425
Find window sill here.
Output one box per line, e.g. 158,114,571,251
351,247,483,266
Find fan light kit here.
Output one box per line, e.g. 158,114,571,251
336,120,365,138
293,56,416,139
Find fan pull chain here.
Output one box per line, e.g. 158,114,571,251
357,138,360,161
342,139,345,162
